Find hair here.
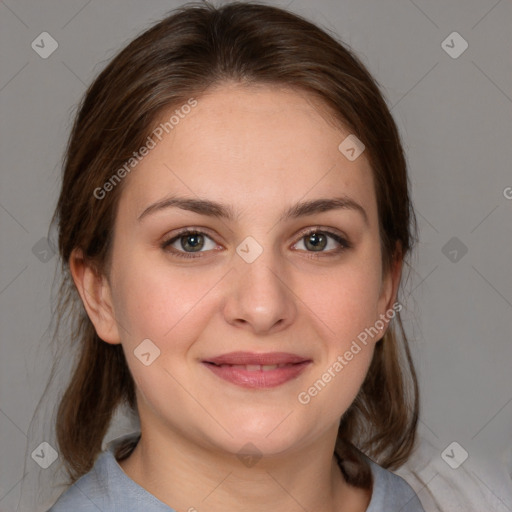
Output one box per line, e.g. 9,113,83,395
51,0,419,489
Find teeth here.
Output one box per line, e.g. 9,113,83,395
219,364,285,371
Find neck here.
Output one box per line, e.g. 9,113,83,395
118,425,371,512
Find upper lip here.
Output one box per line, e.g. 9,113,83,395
204,351,310,366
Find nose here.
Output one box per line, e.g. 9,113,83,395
222,246,297,336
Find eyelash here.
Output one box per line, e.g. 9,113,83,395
160,227,351,260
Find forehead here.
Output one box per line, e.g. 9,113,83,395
117,84,377,224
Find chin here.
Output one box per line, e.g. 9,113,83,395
211,417,311,458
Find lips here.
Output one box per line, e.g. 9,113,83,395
205,351,308,366
202,351,311,388
214,363,292,371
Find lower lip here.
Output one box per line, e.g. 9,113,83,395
202,362,311,389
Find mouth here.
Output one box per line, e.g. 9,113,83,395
202,351,312,389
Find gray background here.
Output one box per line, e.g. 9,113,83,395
1,0,511,510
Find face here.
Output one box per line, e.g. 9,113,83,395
80,83,399,458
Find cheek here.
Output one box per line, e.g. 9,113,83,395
110,251,218,349
296,262,382,424
111,261,217,412
306,256,383,346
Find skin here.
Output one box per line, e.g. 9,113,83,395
71,83,402,512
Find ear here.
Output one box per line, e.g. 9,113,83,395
376,244,403,331
69,248,121,345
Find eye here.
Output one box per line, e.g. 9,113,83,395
161,229,219,259
161,227,351,260
292,228,350,258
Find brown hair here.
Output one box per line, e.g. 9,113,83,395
52,0,419,488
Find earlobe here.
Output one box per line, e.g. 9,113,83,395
69,249,121,345
377,249,403,334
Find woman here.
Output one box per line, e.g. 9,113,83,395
47,2,425,510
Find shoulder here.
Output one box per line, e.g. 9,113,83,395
47,435,174,511
46,451,113,511
365,456,426,512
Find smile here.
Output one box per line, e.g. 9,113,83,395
202,352,312,388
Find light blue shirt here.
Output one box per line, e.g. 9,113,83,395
48,435,425,511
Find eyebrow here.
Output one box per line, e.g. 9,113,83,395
137,195,368,225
